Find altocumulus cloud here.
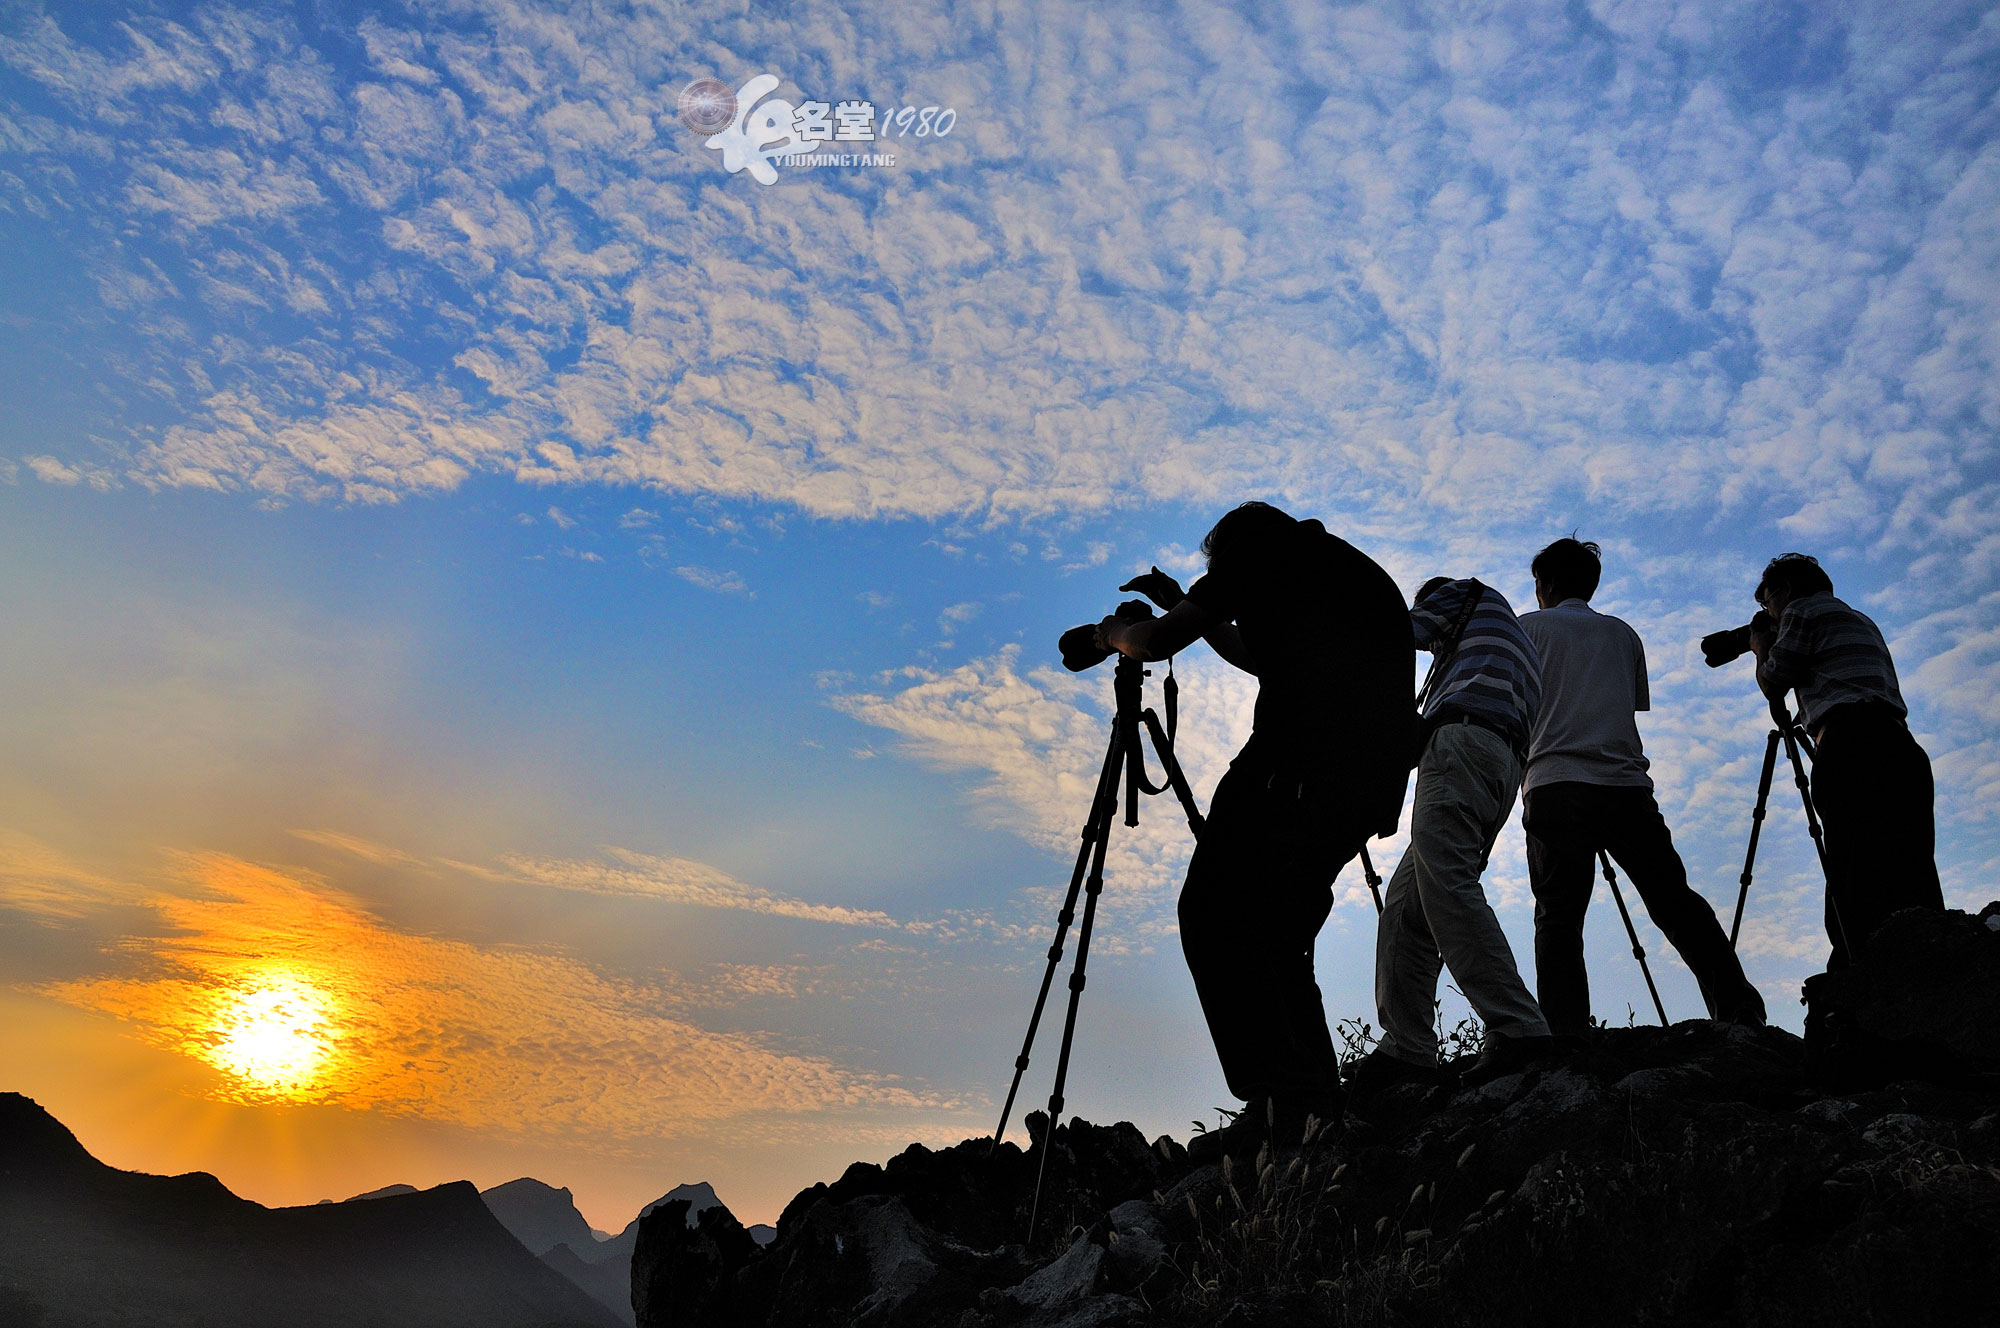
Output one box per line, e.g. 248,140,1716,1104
28,849,947,1138
2,1,1994,566
7,1,2000,991
471,847,901,929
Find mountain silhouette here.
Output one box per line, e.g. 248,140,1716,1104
0,1093,623,1328
529,1180,748,1327
479,1176,602,1258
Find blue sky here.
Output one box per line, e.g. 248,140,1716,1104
2,0,1998,1227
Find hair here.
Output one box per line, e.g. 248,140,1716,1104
1530,536,1602,603
1415,575,1453,605
1200,501,1298,567
1755,552,1834,604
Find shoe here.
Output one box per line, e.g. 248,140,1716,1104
1463,1034,1555,1085
1713,997,1768,1029
1344,1049,1451,1097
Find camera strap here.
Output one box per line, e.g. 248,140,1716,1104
1164,655,1178,744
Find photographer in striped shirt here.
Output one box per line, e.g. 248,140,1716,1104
1350,577,1552,1092
1748,553,1944,967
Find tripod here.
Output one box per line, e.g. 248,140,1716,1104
1729,702,1852,958
990,655,1204,1239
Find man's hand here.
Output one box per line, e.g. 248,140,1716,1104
1746,610,1788,705
1118,566,1186,612
1092,601,1154,653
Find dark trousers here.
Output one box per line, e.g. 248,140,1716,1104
1524,781,1765,1038
1178,758,1373,1110
1811,707,1944,967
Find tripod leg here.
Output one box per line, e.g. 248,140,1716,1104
1601,850,1668,1025
1731,730,1782,949
1359,844,1384,916
1778,720,1853,961
989,725,1124,1154
1027,742,1121,1241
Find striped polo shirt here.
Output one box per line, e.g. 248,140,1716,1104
1758,592,1906,729
1411,579,1542,748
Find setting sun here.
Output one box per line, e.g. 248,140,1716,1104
203,973,337,1099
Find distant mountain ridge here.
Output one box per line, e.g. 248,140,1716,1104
0,1093,622,1328
481,1176,600,1257
468,1177,770,1326
315,1159,771,1326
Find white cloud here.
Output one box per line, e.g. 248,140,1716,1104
673,564,750,595
25,455,114,489
469,847,901,929
832,646,1267,942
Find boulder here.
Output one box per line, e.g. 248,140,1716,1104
1805,904,2000,1086
630,1199,760,1328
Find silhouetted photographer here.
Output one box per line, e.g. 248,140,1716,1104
1096,502,1415,1158
1739,553,1944,967
1520,538,1765,1039
1347,573,1552,1095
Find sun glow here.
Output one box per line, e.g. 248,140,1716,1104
202,971,338,1098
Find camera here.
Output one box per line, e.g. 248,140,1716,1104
1700,610,1775,668
1058,600,1155,672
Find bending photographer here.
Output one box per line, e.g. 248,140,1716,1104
1519,538,1764,1041
1747,553,1944,967
1097,502,1414,1156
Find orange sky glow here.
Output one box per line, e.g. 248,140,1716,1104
2,833,976,1227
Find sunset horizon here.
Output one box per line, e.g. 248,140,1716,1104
6,0,1999,1261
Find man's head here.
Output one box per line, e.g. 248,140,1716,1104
1530,537,1602,608
1754,553,1833,617
1414,575,1453,606
1201,501,1298,571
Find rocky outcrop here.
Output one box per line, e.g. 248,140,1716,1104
635,907,2000,1328
1804,903,2000,1087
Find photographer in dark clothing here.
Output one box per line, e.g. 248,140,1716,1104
1099,502,1414,1153
1748,553,1944,967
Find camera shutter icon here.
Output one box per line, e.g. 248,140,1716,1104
678,79,737,136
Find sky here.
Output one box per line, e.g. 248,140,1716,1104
2,0,1997,1231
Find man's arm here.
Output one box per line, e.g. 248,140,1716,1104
1197,620,1257,673
1751,606,1808,706
1631,625,1651,713
1099,598,1217,663
1408,580,1467,652
1118,565,1257,674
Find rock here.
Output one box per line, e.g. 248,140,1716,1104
630,1199,759,1328
641,985,2000,1328
1101,1200,1167,1287
1806,904,2000,1087
1007,1233,1103,1310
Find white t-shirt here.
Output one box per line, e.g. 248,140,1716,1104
1518,599,1653,792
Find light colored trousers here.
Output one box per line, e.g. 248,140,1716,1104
1375,721,1549,1064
